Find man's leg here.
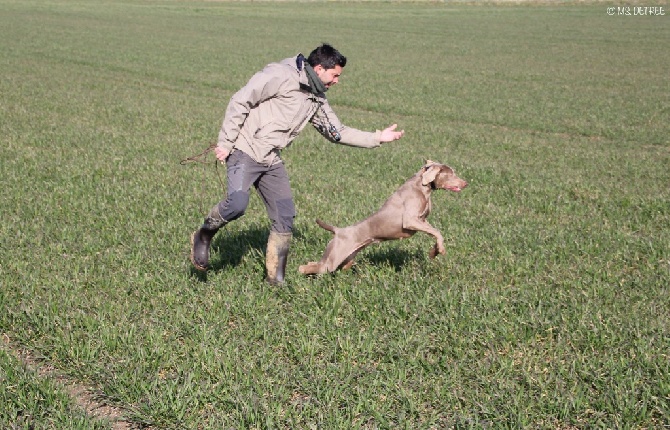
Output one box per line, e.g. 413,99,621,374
256,161,295,284
190,151,264,271
190,204,227,271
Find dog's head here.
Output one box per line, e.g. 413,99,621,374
421,160,468,192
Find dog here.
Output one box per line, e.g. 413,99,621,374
299,160,468,275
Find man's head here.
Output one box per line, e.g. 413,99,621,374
307,44,346,89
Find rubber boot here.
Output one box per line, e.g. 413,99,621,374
265,231,292,285
190,205,227,271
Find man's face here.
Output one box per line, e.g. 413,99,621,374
314,64,343,89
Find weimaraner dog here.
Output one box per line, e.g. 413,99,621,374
299,160,468,275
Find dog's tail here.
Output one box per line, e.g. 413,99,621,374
315,218,335,234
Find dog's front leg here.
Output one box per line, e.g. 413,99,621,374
403,218,445,258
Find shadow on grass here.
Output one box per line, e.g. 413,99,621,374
356,247,420,272
211,226,267,268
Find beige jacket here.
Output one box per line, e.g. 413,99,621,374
217,55,382,166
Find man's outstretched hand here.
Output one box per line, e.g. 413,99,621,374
379,124,405,143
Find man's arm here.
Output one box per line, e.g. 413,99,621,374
312,100,404,148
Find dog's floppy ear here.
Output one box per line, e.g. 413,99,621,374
421,163,440,186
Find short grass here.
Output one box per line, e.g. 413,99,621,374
1,0,669,428
0,348,108,429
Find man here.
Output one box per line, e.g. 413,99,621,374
190,43,405,284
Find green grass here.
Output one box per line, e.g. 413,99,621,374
0,348,108,429
1,0,669,428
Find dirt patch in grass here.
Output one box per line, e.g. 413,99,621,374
2,333,137,430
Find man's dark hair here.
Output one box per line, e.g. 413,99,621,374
307,43,347,70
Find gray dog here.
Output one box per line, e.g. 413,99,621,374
299,160,468,275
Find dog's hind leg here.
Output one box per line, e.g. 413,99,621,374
339,249,363,271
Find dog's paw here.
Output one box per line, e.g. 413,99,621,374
429,244,445,259
299,262,318,275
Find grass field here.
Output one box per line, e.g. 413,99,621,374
1,0,669,428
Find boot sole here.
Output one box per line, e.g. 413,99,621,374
190,231,208,272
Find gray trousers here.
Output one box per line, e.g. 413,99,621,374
217,150,296,233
